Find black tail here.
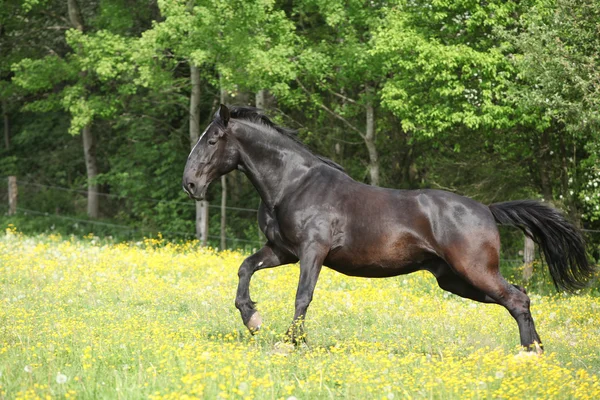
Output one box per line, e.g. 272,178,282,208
489,200,595,292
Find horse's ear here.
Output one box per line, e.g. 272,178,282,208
216,104,230,128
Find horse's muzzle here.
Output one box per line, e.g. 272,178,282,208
182,177,209,201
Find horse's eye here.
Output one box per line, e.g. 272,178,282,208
208,138,217,145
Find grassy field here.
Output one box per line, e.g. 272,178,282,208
0,226,599,399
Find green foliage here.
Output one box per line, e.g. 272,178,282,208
506,0,600,222
12,56,75,93
372,0,522,137
2,0,600,258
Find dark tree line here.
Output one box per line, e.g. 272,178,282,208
1,0,599,253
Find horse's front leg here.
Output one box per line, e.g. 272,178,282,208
286,244,327,344
235,244,296,333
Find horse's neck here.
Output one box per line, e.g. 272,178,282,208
234,122,314,210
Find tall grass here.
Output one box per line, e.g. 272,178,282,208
1,227,599,399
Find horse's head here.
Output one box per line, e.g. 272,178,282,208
182,104,239,200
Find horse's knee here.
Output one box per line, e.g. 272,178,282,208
238,256,257,277
238,265,251,279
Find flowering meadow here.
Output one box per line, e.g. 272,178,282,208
1,226,599,399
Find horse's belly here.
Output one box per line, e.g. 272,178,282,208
324,261,421,278
324,244,435,278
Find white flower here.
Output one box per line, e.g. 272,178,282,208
56,372,67,384
495,371,505,379
24,365,33,373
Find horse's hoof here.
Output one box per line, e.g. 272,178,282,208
246,312,262,334
516,342,543,357
273,341,295,356
515,350,537,358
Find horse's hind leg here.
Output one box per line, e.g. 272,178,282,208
432,264,528,303
441,254,543,352
433,264,498,303
487,280,543,352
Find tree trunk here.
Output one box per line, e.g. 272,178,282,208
220,84,227,250
82,124,99,218
256,89,265,109
190,65,201,143
538,130,553,202
67,0,85,31
68,0,98,218
558,132,579,223
364,92,379,186
189,64,208,244
2,99,9,150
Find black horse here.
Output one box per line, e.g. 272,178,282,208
182,104,594,351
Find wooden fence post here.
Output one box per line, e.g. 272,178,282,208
220,84,227,251
220,175,227,250
258,199,262,244
8,176,17,215
523,235,535,281
196,200,209,246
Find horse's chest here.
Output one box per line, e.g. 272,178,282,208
264,218,281,243
264,214,297,254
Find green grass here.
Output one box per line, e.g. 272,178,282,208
0,229,599,399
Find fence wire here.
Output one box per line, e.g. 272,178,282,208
16,181,258,212
0,177,263,247
2,176,600,252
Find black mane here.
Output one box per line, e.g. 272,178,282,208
227,106,347,174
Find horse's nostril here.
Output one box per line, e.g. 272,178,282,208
187,182,196,193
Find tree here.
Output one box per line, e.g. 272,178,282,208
372,1,523,137
11,0,149,218
148,0,297,242
286,0,388,185
67,0,99,218
0,0,72,175
507,0,600,223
